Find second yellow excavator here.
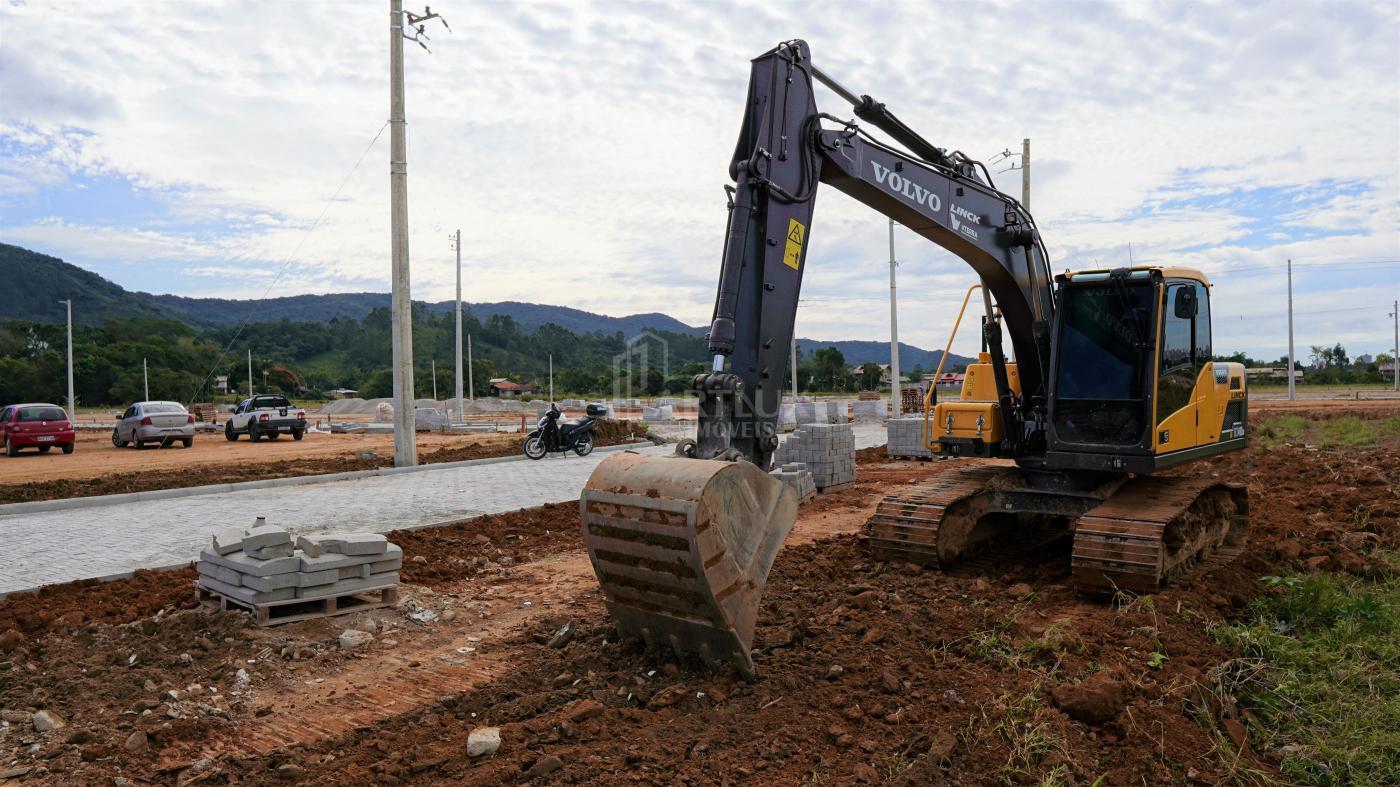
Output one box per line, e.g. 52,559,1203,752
580,40,1249,677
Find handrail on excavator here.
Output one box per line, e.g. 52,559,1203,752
924,284,983,451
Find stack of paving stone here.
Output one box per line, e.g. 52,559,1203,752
795,401,844,425
851,398,888,422
886,415,933,458
769,462,817,503
772,423,856,490
641,405,674,420
196,521,402,617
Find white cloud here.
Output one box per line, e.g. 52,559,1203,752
0,0,1396,358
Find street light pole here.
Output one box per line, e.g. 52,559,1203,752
453,229,464,421
143,358,149,401
60,300,74,420
887,218,901,417
1287,259,1296,401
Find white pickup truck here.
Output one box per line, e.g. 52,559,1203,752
224,395,308,442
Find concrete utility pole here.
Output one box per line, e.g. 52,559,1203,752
389,0,417,466
143,358,149,401
386,2,446,466
431,359,438,401
1286,259,1295,401
548,354,554,402
791,335,798,401
60,300,74,420
1021,138,1031,210
467,334,474,401
887,218,901,417
1391,299,1398,391
452,229,464,420
247,348,253,398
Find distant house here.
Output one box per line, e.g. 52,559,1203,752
328,388,359,399
213,375,229,394
489,379,535,398
1245,367,1303,381
924,372,965,390
850,363,893,385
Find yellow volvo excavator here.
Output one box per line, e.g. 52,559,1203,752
580,40,1249,677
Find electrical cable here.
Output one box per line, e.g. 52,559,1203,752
185,120,390,403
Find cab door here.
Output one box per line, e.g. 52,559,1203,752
1154,281,1200,453
1190,281,1226,446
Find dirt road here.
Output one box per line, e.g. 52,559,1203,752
0,430,513,487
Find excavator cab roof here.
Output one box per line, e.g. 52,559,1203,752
1061,265,1211,286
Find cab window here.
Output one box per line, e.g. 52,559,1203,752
1193,281,1211,364
1156,282,1195,425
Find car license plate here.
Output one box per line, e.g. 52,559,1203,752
36,435,55,442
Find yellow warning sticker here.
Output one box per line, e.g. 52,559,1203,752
783,218,805,270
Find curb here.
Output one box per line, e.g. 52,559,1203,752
0,440,656,519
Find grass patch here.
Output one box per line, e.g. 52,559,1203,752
1213,557,1399,785
1253,414,1307,448
1317,416,1377,448
1380,414,1400,436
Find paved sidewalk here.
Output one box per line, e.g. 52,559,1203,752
0,425,886,594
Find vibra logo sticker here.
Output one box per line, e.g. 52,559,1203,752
949,204,981,240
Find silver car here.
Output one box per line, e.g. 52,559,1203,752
112,401,196,449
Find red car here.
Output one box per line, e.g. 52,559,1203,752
1,403,76,456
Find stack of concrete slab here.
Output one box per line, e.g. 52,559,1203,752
795,401,844,425
778,403,797,432
196,522,402,614
852,398,888,422
414,408,449,431
773,423,856,490
887,416,933,458
770,462,817,502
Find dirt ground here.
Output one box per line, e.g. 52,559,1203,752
0,404,1395,784
0,420,650,504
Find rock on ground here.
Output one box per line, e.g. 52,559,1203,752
466,726,501,757
339,629,375,650
31,710,65,732
1050,672,1127,725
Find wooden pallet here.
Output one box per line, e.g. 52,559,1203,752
886,454,935,462
196,582,399,626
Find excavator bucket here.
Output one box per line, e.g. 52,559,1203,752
579,451,797,678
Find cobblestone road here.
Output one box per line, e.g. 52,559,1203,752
0,425,885,594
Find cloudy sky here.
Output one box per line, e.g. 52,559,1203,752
2,0,1397,360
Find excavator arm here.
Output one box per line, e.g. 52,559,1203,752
697,39,1054,468
581,40,1057,677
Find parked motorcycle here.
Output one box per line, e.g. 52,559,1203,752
523,403,606,459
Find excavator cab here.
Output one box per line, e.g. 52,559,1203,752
1044,267,1248,474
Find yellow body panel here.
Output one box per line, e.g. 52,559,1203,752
930,401,1003,447
928,353,1020,452
960,355,1021,401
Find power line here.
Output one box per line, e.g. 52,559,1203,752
186,121,390,402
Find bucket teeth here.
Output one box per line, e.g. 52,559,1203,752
581,452,797,678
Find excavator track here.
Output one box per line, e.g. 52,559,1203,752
864,464,1014,565
864,465,1249,595
1071,477,1249,595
